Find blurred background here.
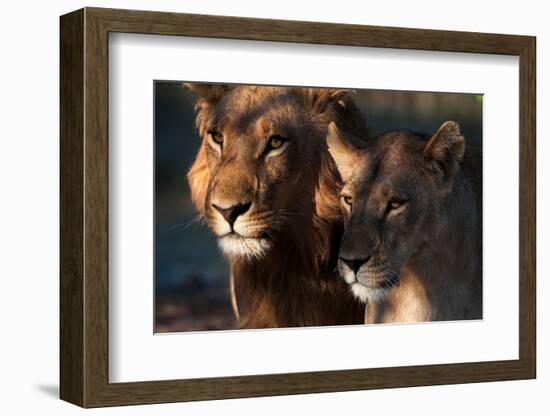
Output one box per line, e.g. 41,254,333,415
154,81,482,333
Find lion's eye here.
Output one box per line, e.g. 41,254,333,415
342,195,353,206
262,135,290,158
267,135,287,150
208,130,224,146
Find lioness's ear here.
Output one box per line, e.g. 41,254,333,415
183,82,230,103
327,122,361,182
424,121,465,181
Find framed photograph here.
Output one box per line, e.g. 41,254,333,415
60,7,536,408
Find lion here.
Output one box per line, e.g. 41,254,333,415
185,84,366,329
326,120,482,323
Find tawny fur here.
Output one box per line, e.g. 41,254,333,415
185,84,367,328
328,121,482,323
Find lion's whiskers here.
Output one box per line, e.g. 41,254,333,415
169,215,209,233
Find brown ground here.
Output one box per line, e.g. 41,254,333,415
155,286,237,333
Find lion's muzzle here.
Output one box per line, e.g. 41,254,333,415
212,201,252,229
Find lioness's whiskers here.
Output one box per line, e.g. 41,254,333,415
384,270,400,288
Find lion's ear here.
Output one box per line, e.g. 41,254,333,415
184,83,231,136
293,88,348,114
327,122,361,182
183,82,230,104
424,121,465,181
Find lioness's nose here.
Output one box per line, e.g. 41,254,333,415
339,256,370,274
212,202,252,227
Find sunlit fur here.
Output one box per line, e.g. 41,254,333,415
328,121,482,323
218,234,272,261
185,84,368,328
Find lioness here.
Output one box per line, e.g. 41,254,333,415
327,121,482,323
185,84,366,328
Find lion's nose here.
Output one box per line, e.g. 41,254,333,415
339,256,370,274
212,202,252,227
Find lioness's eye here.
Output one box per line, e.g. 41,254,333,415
208,130,224,146
267,135,287,150
342,195,353,206
387,199,407,213
390,201,401,209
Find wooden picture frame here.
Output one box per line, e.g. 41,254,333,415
60,7,536,408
